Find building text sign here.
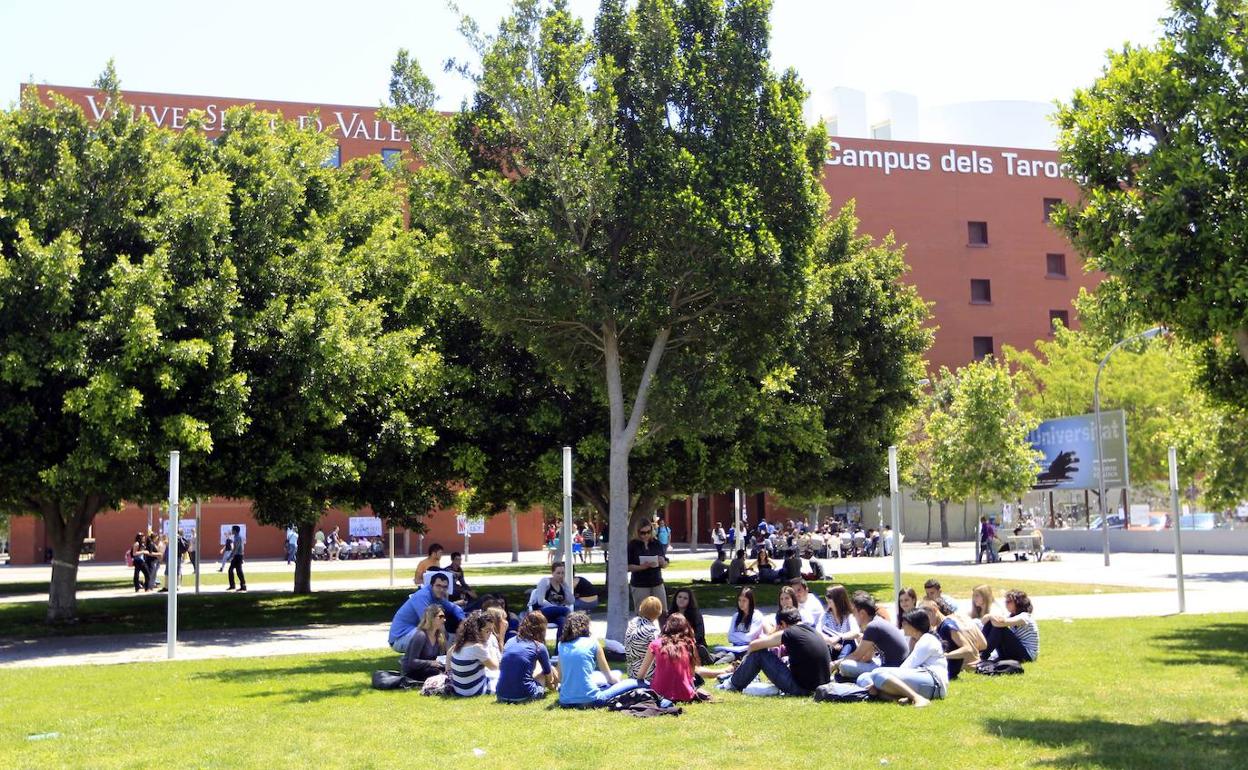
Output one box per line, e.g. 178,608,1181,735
826,140,1069,179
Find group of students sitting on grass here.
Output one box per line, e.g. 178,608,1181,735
386,569,1039,708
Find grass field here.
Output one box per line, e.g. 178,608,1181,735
0,572,1154,639
1,614,1245,769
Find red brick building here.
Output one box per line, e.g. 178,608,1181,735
6,86,1097,561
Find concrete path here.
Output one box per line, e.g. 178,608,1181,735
2,544,1244,668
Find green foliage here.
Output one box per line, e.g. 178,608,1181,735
1005,325,1248,507
0,71,248,620
1055,0,1248,402
928,360,1040,508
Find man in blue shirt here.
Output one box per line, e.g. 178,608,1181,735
388,573,464,652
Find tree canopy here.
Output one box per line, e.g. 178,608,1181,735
1055,0,1248,403
386,0,926,639
0,70,248,620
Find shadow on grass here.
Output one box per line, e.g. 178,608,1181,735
189,653,390,703
1151,621,1248,674
984,718,1248,769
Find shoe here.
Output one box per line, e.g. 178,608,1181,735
716,680,737,692
238,587,247,592
226,587,235,591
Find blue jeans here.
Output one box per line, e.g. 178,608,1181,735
539,604,571,637
391,629,416,654
858,667,945,700
837,657,878,680
573,598,599,612
730,649,810,695
561,672,644,706
714,644,750,658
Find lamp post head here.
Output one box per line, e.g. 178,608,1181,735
1140,326,1167,340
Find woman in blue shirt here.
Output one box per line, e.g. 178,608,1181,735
496,612,555,703
557,612,642,707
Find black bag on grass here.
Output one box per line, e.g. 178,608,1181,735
371,670,422,690
813,682,872,703
974,659,1025,676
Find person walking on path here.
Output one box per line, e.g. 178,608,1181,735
628,522,669,613
226,525,247,592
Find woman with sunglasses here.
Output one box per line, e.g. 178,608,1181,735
628,522,669,614
400,605,447,681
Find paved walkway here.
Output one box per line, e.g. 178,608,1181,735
2,544,1245,668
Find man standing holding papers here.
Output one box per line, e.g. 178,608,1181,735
628,522,668,613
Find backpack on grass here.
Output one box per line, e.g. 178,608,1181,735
813,682,872,703
974,659,1025,676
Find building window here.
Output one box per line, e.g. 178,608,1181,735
1050,310,1070,331
1046,253,1067,277
970,279,992,304
968,221,988,246
322,145,341,168
973,336,994,360
1044,197,1063,222
381,148,402,169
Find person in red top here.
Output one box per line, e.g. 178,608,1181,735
636,613,728,702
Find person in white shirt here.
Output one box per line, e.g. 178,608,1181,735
816,584,860,658
856,608,949,707
789,578,823,627
713,587,772,660
712,524,728,561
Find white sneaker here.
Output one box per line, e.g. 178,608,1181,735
716,680,736,692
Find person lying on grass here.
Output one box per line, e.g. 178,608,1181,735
856,608,950,708
635,613,730,703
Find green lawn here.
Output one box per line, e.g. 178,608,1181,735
3,573,1155,640
1,614,1245,769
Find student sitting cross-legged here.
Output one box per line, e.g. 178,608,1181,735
723,608,831,696
496,611,557,703
635,613,729,702
831,591,909,681
856,608,949,707
557,611,644,707
449,610,500,697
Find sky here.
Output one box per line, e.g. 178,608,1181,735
1,0,1172,114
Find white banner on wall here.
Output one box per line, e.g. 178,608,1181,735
220,524,247,546
349,516,383,537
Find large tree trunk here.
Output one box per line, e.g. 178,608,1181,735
43,497,99,624
293,520,315,594
938,500,950,547
925,499,933,545
602,319,669,642
508,503,520,563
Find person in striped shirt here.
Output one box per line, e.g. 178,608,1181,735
980,589,1040,663
449,611,500,696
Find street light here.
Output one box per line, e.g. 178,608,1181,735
1094,325,1166,566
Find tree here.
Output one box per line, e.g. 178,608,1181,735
1055,0,1248,403
0,70,247,621
190,107,447,593
929,360,1040,531
389,0,827,639
901,372,957,546
1004,325,1219,504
